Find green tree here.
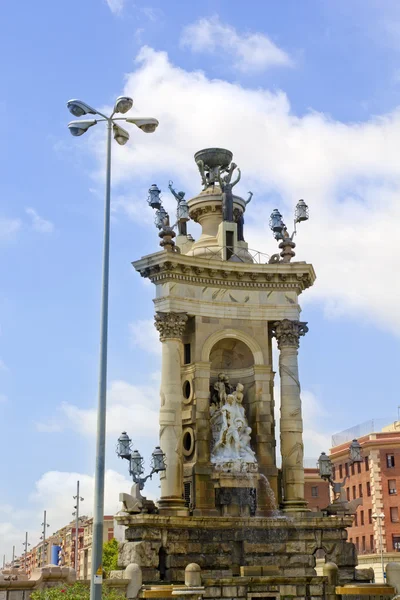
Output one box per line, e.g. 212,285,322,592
103,537,120,578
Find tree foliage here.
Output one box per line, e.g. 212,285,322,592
103,537,120,578
31,581,125,600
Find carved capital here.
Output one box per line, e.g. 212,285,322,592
270,319,308,349
154,312,188,341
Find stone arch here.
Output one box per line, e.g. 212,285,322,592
201,328,264,366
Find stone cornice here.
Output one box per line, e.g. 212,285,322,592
132,251,316,294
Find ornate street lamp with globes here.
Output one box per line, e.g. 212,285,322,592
66,95,158,600
317,439,363,514
117,432,166,489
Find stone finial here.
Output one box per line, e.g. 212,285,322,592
323,562,339,585
185,563,201,587
270,319,308,349
125,563,143,599
154,312,188,341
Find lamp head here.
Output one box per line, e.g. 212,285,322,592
68,120,97,137
151,446,166,473
317,451,333,479
269,209,285,240
148,184,162,210
295,199,309,224
113,124,130,145
114,96,133,114
130,450,144,478
67,100,97,117
349,439,362,463
117,431,132,460
126,117,159,133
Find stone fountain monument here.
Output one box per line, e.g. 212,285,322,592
116,148,365,598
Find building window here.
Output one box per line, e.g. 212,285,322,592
352,485,356,499
361,510,364,525
359,483,363,497
346,487,350,501
357,462,361,474
311,486,318,497
365,456,369,471
391,507,399,523
387,454,395,468
354,513,358,526
393,535,400,551
389,479,397,495
345,463,349,477
370,535,374,552
351,463,355,476
362,536,366,552
369,508,372,524
332,466,336,480
355,537,359,550
339,464,343,478
367,481,371,496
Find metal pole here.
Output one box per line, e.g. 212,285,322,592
11,546,15,568
379,516,385,582
75,480,80,574
42,510,47,567
24,532,28,571
90,118,112,600
2,555,4,569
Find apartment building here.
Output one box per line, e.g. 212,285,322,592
330,420,400,582
78,516,115,580
304,467,330,512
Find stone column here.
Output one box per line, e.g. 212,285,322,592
271,319,308,512
154,311,189,516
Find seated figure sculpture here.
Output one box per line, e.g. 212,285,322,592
210,378,257,471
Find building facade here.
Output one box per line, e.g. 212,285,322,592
330,421,400,581
24,515,115,579
304,468,330,512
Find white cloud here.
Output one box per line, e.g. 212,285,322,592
105,0,124,15
25,207,54,233
35,419,62,433
272,342,330,461
59,379,159,439
0,469,132,560
129,319,161,355
180,16,292,73
91,45,400,336
0,216,21,241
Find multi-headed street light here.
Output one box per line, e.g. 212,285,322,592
66,96,158,600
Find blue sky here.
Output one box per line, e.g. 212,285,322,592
1,0,400,559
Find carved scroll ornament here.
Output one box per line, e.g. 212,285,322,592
270,319,308,350
154,312,188,341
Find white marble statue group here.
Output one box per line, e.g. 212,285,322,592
210,374,257,470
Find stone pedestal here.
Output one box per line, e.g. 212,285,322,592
117,513,357,585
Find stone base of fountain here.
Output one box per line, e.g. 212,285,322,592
117,512,358,586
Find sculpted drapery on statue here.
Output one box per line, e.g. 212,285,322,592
210,374,257,472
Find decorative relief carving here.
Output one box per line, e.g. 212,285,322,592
154,312,188,341
270,319,309,349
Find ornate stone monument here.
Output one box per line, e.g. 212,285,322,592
117,148,364,595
